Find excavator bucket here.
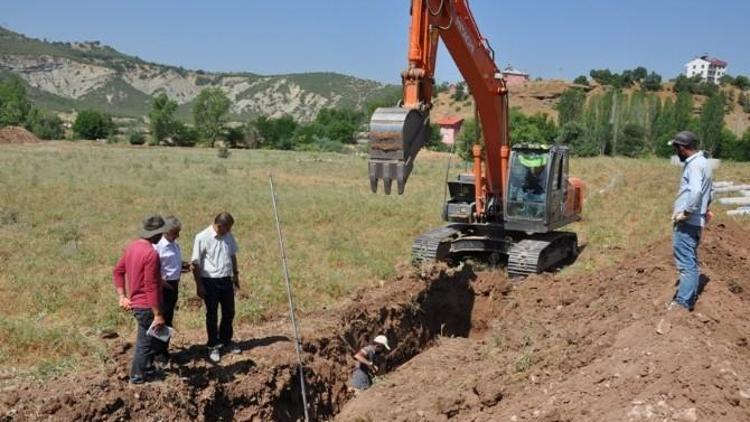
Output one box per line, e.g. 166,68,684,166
368,107,430,194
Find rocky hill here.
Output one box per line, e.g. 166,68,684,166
0,26,398,122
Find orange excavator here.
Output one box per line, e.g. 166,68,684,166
368,0,585,276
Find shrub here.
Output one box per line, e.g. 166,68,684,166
128,130,146,145
73,110,114,140
642,72,662,92
25,108,63,140
573,75,588,85
173,122,199,147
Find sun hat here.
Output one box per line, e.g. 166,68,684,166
140,214,168,238
374,335,391,351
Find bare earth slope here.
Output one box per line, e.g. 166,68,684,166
2,220,750,421
337,220,750,421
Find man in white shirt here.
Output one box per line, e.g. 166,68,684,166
191,212,240,362
153,216,188,365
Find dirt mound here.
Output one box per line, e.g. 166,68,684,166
0,126,40,145
336,220,750,421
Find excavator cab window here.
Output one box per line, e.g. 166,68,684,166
507,151,549,220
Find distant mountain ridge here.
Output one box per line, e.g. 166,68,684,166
0,26,398,121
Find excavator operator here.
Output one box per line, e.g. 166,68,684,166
508,153,548,218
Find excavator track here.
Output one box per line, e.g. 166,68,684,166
507,232,578,278
411,225,462,264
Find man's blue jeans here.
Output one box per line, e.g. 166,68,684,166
673,223,702,309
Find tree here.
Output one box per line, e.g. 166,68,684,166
0,76,31,126
556,88,586,126
172,122,199,147
573,75,589,86
310,108,363,144
653,98,676,157
697,93,726,156
632,66,648,82
425,123,449,152
455,117,480,161
618,123,647,157
148,93,178,145
509,109,558,144
642,72,662,91
254,115,298,150
25,108,63,140
193,87,231,147
452,82,468,101
223,126,245,148
556,121,594,156
673,92,694,132
720,75,735,85
739,92,750,113
590,69,615,86
727,128,750,161
73,110,114,139
733,75,750,91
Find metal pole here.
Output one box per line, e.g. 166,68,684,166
269,175,310,422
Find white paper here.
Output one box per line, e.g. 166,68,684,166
147,323,173,342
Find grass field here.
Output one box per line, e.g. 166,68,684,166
0,143,747,377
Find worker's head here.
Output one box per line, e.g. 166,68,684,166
668,131,698,162
163,216,182,242
373,335,391,352
519,153,547,178
213,212,235,236
140,214,168,244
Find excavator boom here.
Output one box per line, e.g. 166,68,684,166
369,0,509,205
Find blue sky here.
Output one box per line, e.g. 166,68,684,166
3,0,748,84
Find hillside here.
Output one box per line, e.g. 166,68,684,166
432,80,750,136
0,26,398,121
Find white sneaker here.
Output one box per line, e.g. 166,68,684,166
209,347,221,363
229,343,241,354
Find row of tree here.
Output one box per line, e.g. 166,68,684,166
556,87,750,160
450,87,750,162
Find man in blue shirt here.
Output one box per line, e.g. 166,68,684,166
668,130,713,313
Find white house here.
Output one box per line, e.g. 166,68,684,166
684,55,727,84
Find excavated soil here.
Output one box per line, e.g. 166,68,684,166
337,220,750,421
0,126,40,145
2,220,750,421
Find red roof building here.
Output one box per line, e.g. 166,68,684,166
435,116,464,146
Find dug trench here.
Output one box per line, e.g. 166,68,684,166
0,265,500,421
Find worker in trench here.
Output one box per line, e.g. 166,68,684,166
349,335,391,391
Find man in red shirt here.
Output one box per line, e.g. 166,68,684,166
113,215,170,384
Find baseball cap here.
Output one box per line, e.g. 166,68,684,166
374,335,391,351
668,131,697,147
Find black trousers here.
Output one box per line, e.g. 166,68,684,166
131,308,158,379
203,277,235,347
154,279,179,363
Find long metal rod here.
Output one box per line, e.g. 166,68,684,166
269,175,310,422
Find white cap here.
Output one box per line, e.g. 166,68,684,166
374,335,391,351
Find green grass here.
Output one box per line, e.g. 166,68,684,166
0,144,747,376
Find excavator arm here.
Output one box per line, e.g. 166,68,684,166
369,0,510,213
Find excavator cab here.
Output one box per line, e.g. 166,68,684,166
504,144,583,233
